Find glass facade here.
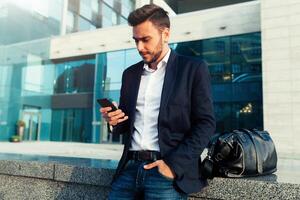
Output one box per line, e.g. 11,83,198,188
66,0,135,33
0,13,262,143
0,0,136,143
99,32,263,139
54,58,95,94
51,58,96,142
0,0,63,45
175,33,263,132
51,108,93,142
0,39,55,141
0,0,135,44
0,53,98,142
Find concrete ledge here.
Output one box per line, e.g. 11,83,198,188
0,153,299,200
54,165,114,186
0,160,54,179
191,177,300,200
0,154,115,200
0,174,110,200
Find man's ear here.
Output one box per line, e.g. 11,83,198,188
162,28,170,43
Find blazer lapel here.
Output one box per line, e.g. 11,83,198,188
128,62,144,133
159,50,178,113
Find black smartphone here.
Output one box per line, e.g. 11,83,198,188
97,98,117,112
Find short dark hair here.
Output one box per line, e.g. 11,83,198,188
128,4,170,30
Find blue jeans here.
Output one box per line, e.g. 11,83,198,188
108,160,188,200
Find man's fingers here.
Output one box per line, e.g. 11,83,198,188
144,161,159,169
109,116,128,125
117,116,128,123
110,112,125,121
100,107,112,113
107,109,122,117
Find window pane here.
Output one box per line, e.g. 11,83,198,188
172,32,263,132
54,58,95,94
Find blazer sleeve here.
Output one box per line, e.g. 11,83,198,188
112,70,130,135
163,61,216,179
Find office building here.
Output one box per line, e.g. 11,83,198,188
0,0,299,156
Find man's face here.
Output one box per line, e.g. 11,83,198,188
132,20,169,64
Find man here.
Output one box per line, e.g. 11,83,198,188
100,4,215,200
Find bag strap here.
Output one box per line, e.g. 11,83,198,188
201,139,218,179
240,129,263,174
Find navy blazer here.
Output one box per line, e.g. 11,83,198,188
112,50,216,194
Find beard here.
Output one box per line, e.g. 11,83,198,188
140,37,163,65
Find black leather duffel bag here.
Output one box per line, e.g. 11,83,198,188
200,129,277,178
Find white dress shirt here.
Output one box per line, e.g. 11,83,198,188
130,49,171,151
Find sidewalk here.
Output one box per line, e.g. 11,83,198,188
0,141,123,160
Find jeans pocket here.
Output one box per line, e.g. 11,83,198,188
156,167,175,181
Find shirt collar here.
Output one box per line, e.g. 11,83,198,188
143,48,171,72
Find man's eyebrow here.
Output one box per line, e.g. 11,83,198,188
132,36,150,40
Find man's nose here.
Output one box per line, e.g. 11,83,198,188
136,41,144,52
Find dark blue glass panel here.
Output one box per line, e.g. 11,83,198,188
174,32,263,132
54,59,95,94
51,108,92,142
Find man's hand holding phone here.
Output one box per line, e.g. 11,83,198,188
98,98,128,126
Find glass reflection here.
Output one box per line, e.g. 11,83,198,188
67,0,135,33
51,108,92,142
0,0,62,45
99,32,263,137
54,59,95,94
175,32,262,132
0,31,262,143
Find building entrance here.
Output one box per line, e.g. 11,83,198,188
22,110,41,141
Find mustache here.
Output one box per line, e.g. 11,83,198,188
139,51,150,55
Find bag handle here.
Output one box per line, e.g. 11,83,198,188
239,129,263,174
